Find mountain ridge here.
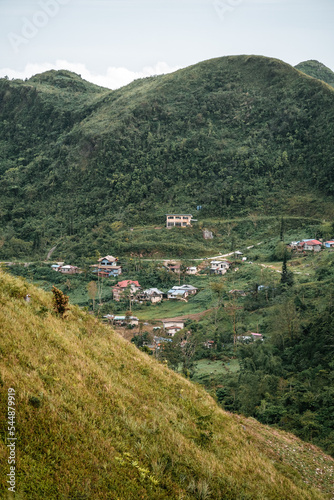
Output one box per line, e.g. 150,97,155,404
0,54,334,259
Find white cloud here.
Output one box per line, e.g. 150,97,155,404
0,60,181,89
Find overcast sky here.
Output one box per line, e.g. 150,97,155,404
1,0,333,89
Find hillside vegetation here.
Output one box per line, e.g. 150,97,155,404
1,55,334,259
0,271,333,499
295,60,334,88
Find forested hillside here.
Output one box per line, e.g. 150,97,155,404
295,60,334,88
0,270,333,499
1,55,334,258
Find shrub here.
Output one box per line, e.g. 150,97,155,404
52,286,69,317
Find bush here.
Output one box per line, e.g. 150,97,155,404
52,286,69,317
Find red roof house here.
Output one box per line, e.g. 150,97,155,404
112,280,141,301
297,240,322,252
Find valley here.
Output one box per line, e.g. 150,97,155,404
4,213,334,461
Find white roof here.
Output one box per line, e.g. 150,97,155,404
114,315,138,320
171,284,197,291
144,288,164,295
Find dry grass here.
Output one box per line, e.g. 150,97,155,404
0,270,333,499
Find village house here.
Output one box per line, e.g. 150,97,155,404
52,264,80,275
210,260,231,275
112,280,141,302
166,214,196,228
203,340,215,349
102,314,114,324
167,284,198,301
167,288,188,300
186,266,197,275
250,332,263,341
179,284,198,295
164,325,183,336
153,336,173,351
236,335,252,342
103,314,139,326
141,288,164,303
114,315,139,326
325,241,334,248
96,255,122,277
162,320,185,336
51,262,64,268
297,240,322,252
237,333,263,342
163,260,181,273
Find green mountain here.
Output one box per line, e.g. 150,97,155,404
1,55,334,259
295,60,334,88
0,270,333,499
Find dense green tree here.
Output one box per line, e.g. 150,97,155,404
280,250,294,287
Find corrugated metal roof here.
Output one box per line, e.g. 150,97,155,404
114,316,138,320
301,239,322,245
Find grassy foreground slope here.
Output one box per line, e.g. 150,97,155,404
0,272,333,500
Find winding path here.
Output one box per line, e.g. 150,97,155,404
46,246,57,261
